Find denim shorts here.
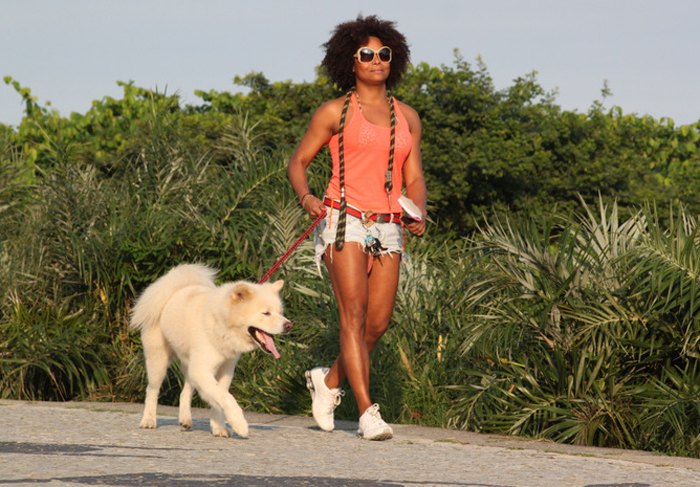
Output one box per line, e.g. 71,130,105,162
314,203,405,271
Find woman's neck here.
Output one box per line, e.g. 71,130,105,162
354,84,388,103
353,85,392,127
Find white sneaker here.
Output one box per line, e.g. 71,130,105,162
358,403,393,441
305,367,344,432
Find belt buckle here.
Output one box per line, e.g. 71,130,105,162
362,211,375,228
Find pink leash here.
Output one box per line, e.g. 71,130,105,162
259,209,327,284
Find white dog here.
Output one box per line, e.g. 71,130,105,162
130,263,292,438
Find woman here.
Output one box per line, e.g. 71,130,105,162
287,14,427,441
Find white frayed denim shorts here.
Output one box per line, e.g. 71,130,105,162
314,203,405,273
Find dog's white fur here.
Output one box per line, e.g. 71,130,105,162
130,263,291,438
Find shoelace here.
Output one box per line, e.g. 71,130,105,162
366,403,382,417
325,389,345,408
332,390,345,406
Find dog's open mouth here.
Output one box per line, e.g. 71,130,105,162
249,327,280,359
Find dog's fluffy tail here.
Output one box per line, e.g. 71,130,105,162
130,264,218,332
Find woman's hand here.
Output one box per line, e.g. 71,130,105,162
302,194,326,219
405,217,426,237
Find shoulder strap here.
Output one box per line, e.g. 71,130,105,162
386,96,396,201
334,90,354,250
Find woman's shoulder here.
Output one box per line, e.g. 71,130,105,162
394,99,421,130
314,95,348,118
309,96,347,128
394,99,419,119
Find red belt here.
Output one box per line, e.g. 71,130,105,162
323,197,401,224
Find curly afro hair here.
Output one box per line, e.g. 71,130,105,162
321,14,410,92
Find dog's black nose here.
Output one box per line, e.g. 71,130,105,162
284,321,293,333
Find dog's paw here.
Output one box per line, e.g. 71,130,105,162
139,417,157,429
231,420,249,439
211,424,232,438
179,418,192,431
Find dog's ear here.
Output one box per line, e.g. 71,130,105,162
230,283,253,304
271,280,284,292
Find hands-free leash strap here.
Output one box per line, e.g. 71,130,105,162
323,197,401,223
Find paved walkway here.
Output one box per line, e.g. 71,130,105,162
1,400,699,486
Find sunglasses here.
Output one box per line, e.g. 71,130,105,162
354,46,392,63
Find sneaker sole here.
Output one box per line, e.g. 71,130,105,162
361,429,393,441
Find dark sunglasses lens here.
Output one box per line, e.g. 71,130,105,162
359,48,375,62
378,48,391,62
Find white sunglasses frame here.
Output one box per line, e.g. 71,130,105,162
353,46,393,64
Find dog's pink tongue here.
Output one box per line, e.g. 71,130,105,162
256,330,281,359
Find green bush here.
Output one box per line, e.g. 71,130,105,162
2,64,700,458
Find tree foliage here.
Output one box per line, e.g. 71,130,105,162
2,57,700,457
4,55,699,231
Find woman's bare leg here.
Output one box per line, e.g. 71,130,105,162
323,246,401,413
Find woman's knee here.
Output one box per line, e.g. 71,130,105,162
339,315,367,341
365,320,390,348
339,301,367,326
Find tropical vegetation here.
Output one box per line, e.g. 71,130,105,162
2,55,700,458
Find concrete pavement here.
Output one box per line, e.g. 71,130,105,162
1,400,698,486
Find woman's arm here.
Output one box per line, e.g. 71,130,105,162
287,99,342,218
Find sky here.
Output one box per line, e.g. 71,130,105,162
1,0,699,128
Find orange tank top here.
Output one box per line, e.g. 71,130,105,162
325,93,413,214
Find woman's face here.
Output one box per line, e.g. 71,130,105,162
353,36,391,85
